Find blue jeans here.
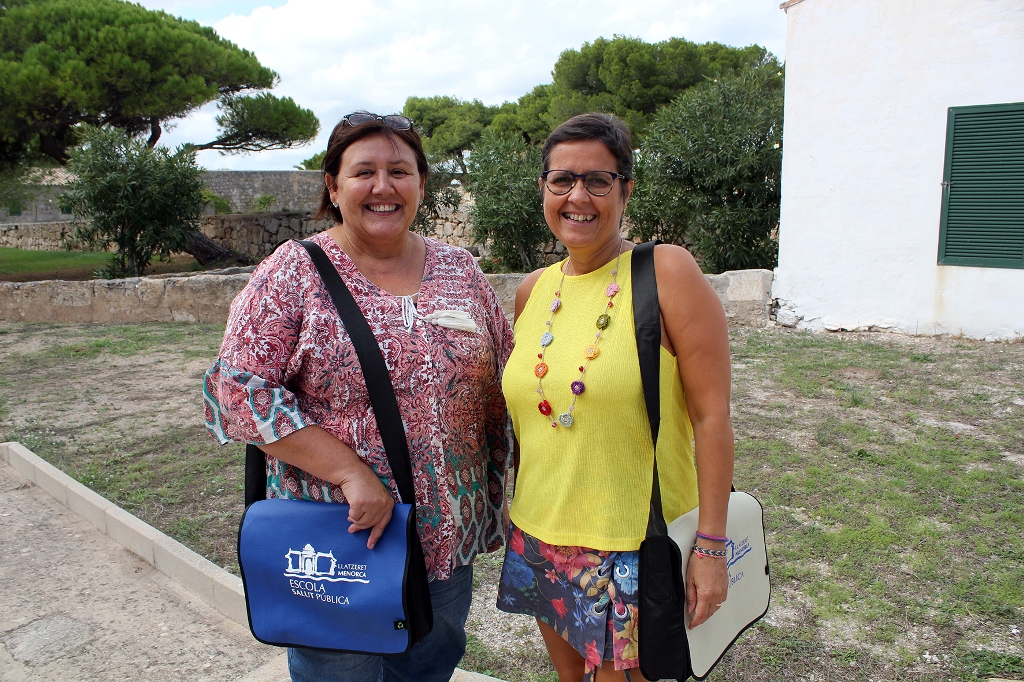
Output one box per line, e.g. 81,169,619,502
288,564,474,682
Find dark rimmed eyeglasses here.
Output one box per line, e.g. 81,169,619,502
342,112,414,130
541,170,629,197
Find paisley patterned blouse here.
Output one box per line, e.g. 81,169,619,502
203,232,513,581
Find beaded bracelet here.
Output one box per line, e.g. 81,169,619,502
691,544,728,559
695,531,729,543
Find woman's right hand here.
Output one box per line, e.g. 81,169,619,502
257,425,397,549
338,460,395,549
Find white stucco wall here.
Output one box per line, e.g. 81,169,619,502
773,0,1024,340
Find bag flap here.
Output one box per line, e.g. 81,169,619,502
237,498,419,655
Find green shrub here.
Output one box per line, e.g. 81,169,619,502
465,129,546,272
412,155,462,236
59,127,204,278
295,150,325,170
628,65,783,273
248,193,276,213
201,189,231,214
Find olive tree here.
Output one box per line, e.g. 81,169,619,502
628,66,783,272
465,130,547,272
60,127,206,278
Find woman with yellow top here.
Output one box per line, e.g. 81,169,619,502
496,113,735,682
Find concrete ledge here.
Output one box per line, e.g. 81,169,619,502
451,670,505,682
66,480,113,533
705,269,775,328
33,456,77,506
105,505,162,565
2,441,502,682
214,570,249,627
7,442,39,483
153,534,220,606
0,267,775,327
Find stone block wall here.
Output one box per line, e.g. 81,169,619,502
0,268,774,327
0,187,70,225
199,214,333,259
0,221,89,251
201,171,324,214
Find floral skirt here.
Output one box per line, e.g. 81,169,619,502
496,520,641,674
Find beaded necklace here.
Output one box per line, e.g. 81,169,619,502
534,242,623,428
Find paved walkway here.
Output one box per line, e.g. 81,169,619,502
0,442,502,682
0,455,289,681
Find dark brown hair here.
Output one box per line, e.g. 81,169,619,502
542,113,634,199
314,115,430,223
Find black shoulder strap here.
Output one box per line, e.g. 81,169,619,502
631,241,667,538
244,240,416,508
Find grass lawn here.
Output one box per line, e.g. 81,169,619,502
0,247,205,281
0,322,1021,681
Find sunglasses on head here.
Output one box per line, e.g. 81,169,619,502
342,112,414,130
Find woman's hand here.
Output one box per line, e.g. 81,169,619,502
257,425,397,549
685,552,730,628
338,460,395,549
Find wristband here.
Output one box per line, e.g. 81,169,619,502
691,544,727,558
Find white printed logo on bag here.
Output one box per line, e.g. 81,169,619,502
284,543,370,606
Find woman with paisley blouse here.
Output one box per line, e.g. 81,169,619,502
204,112,513,682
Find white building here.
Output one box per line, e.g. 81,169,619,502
773,0,1024,340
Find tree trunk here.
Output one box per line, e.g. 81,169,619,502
184,229,247,266
146,118,162,148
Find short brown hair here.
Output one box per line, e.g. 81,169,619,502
314,115,430,223
542,113,634,199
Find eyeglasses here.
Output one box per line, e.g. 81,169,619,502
342,112,414,130
541,170,628,197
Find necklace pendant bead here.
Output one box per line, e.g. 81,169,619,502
596,314,611,330
540,332,554,347
550,299,561,312
584,344,600,359
538,400,552,416
557,412,574,427
534,362,549,378
606,282,620,297
570,380,585,395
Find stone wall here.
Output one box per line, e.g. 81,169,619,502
201,171,324,214
0,271,525,324
0,187,70,225
0,268,774,327
199,195,476,259
0,221,89,251
200,214,333,259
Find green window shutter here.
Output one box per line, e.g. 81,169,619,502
938,102,1024,269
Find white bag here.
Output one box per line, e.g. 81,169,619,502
666,491,772,678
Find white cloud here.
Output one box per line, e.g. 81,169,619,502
149,0,786,170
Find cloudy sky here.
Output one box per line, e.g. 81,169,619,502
138,0,788,170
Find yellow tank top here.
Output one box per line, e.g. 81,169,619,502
503,250,698,551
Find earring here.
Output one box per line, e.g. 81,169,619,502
332,202,339,208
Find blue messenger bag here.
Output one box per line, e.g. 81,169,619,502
237,240,432,654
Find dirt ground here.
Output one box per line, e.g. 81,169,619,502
1,321,1021,682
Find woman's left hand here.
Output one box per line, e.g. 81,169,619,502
685,552,730,629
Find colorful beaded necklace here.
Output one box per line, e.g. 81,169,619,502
534,242,623,428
